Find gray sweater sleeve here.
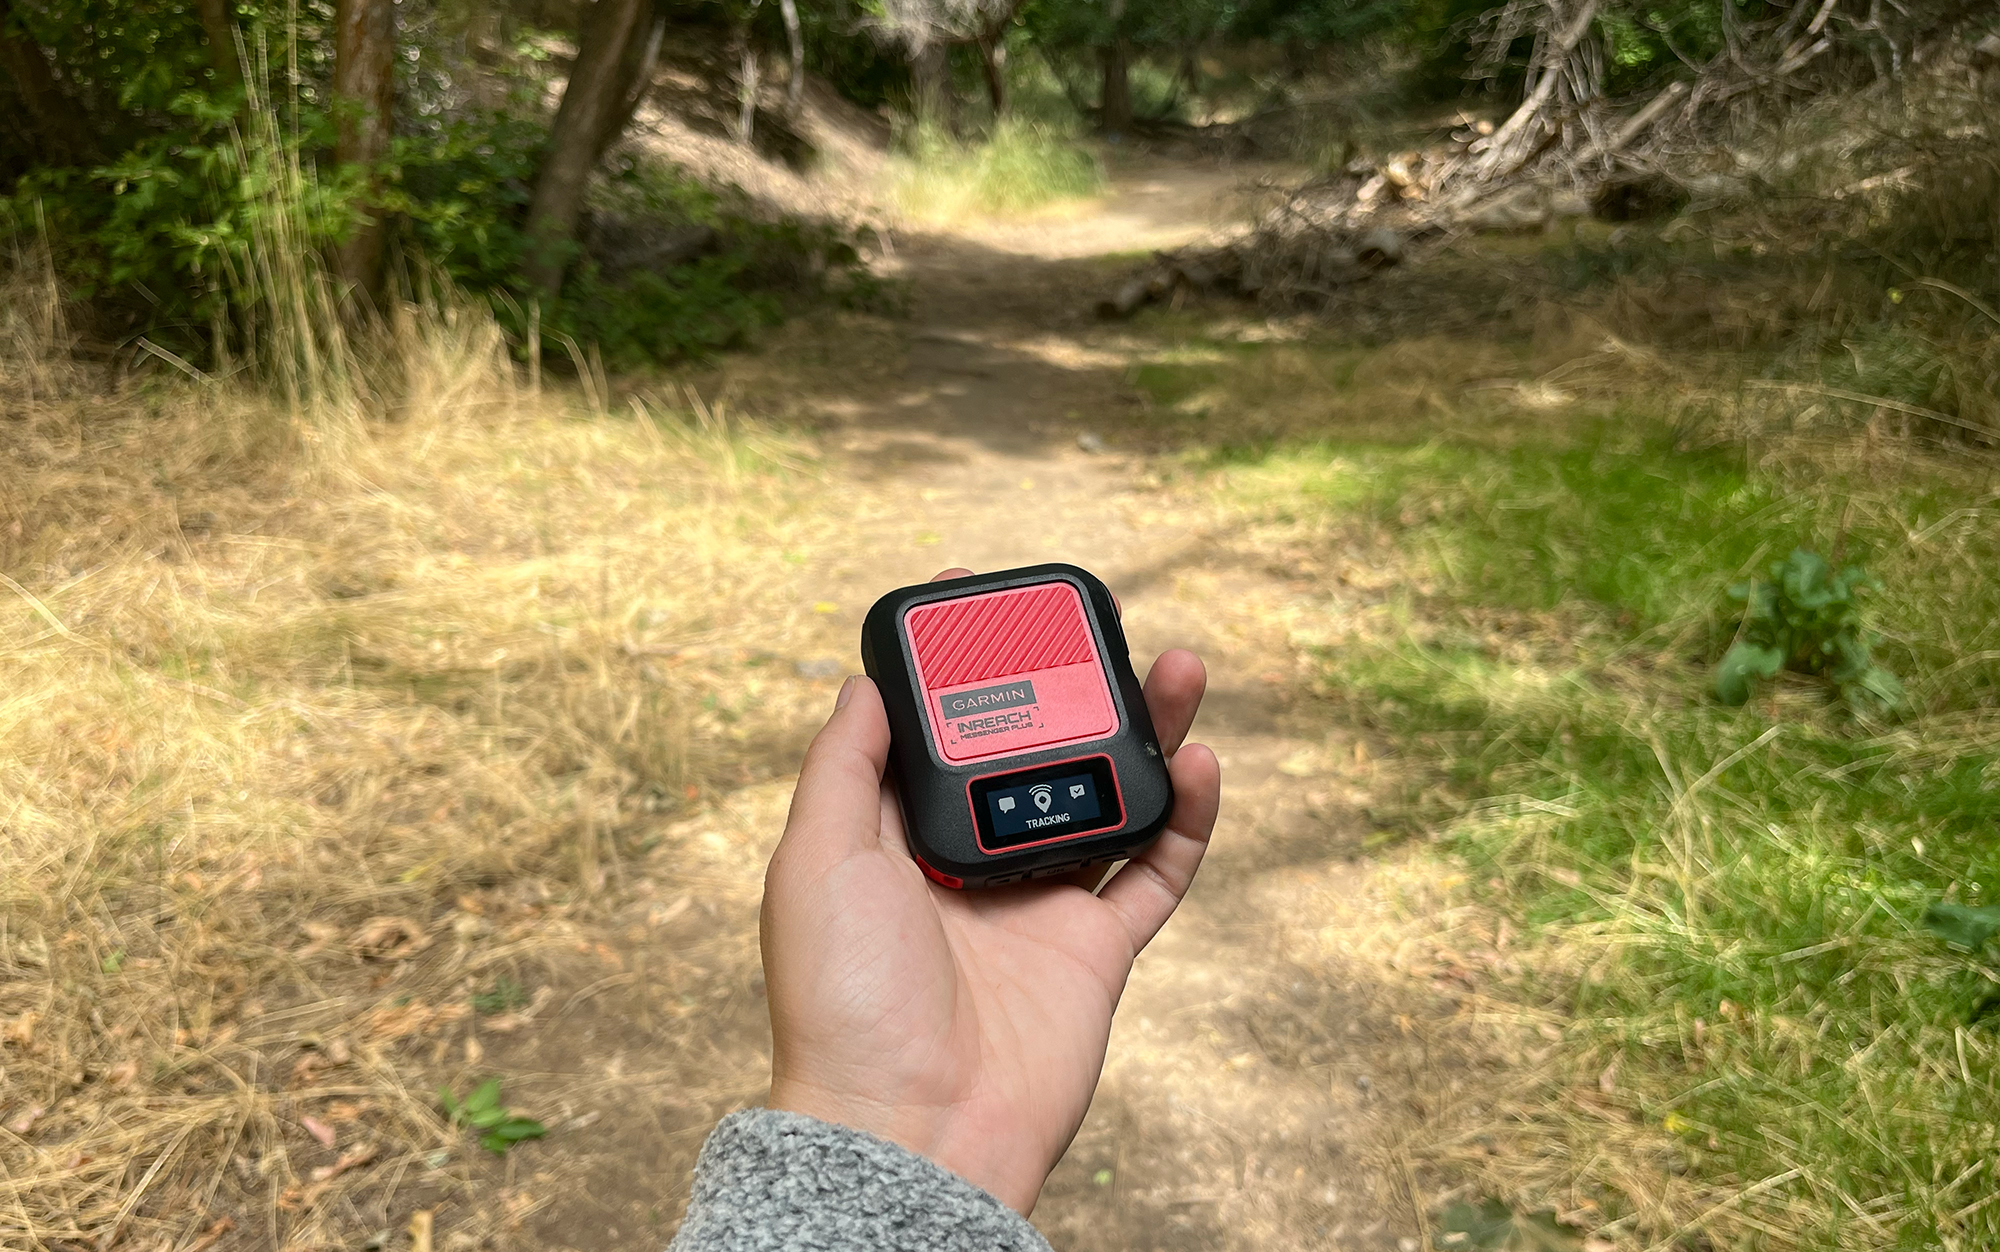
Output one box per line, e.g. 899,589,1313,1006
667,1109,1053,1252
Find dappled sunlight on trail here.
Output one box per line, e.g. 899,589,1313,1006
483,156,1458,1252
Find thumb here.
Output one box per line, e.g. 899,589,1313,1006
778,675,893,863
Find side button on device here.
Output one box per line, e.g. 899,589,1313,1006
915,857,963,890
1103,612,1129,660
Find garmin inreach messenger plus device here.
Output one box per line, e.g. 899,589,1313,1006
861,564,1174,889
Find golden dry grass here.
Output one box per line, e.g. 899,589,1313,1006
0,275,826,1249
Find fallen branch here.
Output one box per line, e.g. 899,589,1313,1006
1598,80,1690,157
1094,2,1939,321
1093,228,1410,319
1474,0,1602,182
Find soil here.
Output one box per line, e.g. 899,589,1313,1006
474,159,1447,1252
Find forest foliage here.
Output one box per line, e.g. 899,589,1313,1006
8,0,1989,376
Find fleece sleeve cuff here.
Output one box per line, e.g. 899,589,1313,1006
667,1107,1053,1252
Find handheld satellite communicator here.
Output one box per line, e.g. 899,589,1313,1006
861,564,1174,889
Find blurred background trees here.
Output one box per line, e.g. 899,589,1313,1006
0,0,1993,370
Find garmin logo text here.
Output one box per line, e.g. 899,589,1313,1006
940,680,1038,720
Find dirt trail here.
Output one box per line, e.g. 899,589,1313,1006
499,162,1430,1252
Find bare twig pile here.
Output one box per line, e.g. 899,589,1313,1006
1099,0,1994,318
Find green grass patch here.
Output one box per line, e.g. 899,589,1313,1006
891,118,1104,221
1223,423,2000,1249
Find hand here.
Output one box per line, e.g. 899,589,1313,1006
760,570,1221,1214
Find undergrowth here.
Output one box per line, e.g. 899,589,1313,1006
4,87,874,373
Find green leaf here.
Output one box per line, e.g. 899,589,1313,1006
489,1116,547,1142
464,1078,504,1115
1845,666,1906,714
1715,641,1784,705
444,1078,512,1130
1437,1199,1581,1252
479,1117,547,1154
441,1076,547,1152
1746,582,1778,620
1922,902,2000,951
1779,548,1830,598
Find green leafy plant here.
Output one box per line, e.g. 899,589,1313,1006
439,1078,547,1155
471,977,528,1016
1922,902,2000,952
1714,549,1904,713
1920,902,2000,1024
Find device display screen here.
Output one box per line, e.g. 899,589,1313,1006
969,756,1123,850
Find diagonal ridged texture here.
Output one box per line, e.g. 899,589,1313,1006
908,584,1096,690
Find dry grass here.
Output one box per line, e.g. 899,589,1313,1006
0,266,825,1249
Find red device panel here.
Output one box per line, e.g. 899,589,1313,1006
906,582,1117,764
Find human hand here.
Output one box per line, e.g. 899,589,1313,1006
760,570,1221,1214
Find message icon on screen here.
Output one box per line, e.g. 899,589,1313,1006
998,796,1016,812
1069,784,1087,799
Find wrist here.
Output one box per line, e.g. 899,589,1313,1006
765,1077,949,1162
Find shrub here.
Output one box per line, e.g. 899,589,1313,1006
1714,549,1904,713
6,98,875,373
5,93,356,363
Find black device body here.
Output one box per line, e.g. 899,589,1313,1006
860,563,1174,889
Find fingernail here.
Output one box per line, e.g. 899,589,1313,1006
835,676,859,710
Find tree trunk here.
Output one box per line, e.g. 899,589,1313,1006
523,0,655,296
331,0,396,311
0,0,100,164
192,0,243,96
738,38,759,144
595,11,663,155
1098,40,1131,133
977,32,1007,117
1098,0,1131,134
911,40,953,130
778,0,804,113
